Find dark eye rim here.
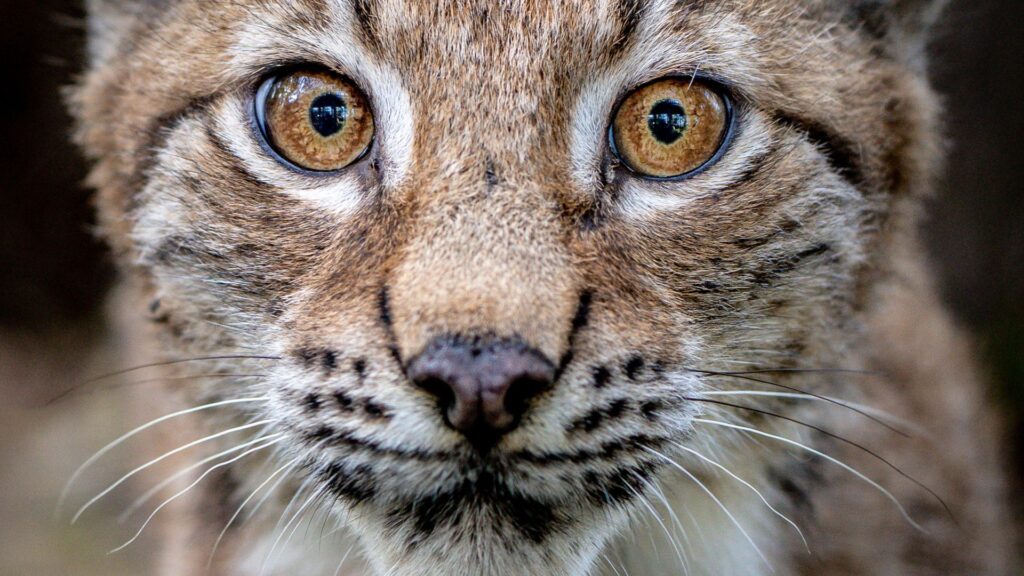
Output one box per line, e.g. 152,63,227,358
607,74,737,182
251,66,375,176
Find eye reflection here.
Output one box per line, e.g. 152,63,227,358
647,99,688,145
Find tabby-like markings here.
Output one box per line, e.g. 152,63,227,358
68,0,1014,574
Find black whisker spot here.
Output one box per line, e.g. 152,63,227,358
363,401,389,420
592,366,612,389
624,356,645,380
322,350,338,371
333,390,355,411
305,424,335,442
640,400,663,421
353,358,367,379
608,398,630,418
304,392,323,412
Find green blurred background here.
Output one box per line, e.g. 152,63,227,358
0,0,1020,573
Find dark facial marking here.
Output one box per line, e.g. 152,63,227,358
304,392,323,412
363,400,389,420
387,472,562,544
624,356,645,380
772,112,865,188
323,350,338,371
319,460,377,502
640,400,663,421
592,365,612,388
333,390,355,411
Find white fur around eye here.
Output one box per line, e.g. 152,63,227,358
615,110,776,218
217,5,415,215
212,97,366,217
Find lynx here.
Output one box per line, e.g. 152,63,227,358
66,0,1013,574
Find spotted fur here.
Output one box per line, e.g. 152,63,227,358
71,0,1013,574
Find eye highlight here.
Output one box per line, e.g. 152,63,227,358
255,68,374,172
610,77,732,179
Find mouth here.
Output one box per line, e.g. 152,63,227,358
292,422,673,542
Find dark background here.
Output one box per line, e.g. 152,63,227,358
0,0,1019,569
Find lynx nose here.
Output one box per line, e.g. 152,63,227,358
407,336,555,450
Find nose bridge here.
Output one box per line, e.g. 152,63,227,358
387,178,579,363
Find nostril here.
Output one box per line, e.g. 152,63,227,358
415,376,456,411
406,335,556,447
503,375,552,419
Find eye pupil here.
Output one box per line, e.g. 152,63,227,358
309,93,348,137
647,99,687,145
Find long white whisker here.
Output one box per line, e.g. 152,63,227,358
261,489,321,576
699,391,917,432
692,418,924,531
119,431,281,523
643,445,774,572
669,440,808,551
632,474,692,576
57,396,269,515
624,477,688,575
208,457,300,568
109,436,281,554
333,542,357,576
73,421,275,523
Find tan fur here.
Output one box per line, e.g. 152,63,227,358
70,0,1014,574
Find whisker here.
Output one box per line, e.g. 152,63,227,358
109,436,282,554
73,422,276,523
669,440,808,552
705,368,881,377
119,431,282,524
686,397,951,519
642,444,774,572
51,373,268,405
261,487,322,576
688,368,909,437
700,390,918,433
333,542,357,576
623,475,688,575
630,472,692,576
692,418,927,531
46,355,282,405
208,457,300,568
57,396,270,516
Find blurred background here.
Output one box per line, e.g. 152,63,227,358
0,0,1020,574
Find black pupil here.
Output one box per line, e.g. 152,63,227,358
309,93,348,137
647,99,687,144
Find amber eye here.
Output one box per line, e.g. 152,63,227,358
610,77,732,179
256,68,374,172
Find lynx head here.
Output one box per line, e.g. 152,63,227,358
73,0,947,573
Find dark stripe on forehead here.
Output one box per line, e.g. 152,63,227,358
772,113,867,190
352,0,382,50
611,0,648,54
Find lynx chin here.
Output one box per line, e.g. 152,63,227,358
65,0,1013,574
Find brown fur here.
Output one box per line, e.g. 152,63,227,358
71,0,1014,574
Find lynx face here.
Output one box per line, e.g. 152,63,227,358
74,0,946,574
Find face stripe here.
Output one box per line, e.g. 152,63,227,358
772,112,867,190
